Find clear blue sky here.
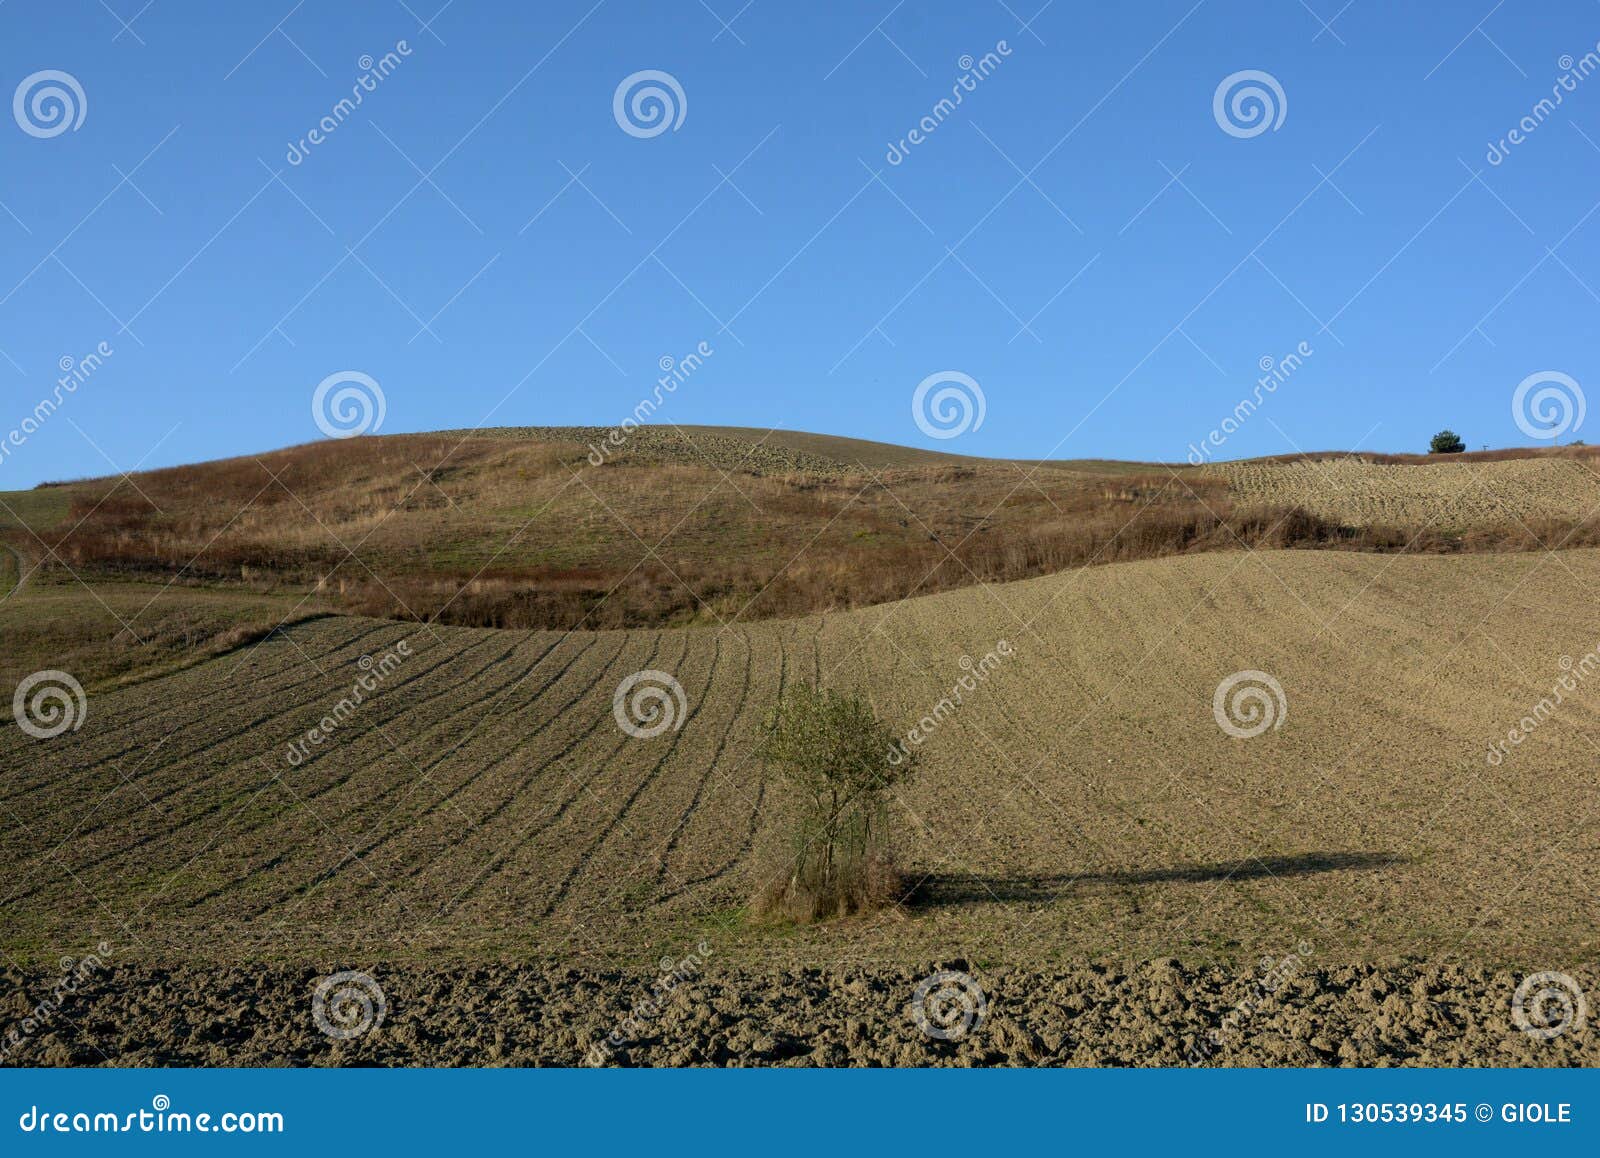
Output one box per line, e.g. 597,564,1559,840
4,0,1600,487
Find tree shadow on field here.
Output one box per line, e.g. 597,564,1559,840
906,851,1405,907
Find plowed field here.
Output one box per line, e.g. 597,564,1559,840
1215,456,1600,527
7,547,1600,975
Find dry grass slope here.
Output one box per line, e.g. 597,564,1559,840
20,426,1600,675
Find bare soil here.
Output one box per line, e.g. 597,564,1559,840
6,548,1600,971
3,961,1593,1067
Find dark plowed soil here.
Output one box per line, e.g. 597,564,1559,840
3,960,1594,1068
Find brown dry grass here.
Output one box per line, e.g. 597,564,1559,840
19,428,1600,642
6,432,1247,632
751,848,906,924
9,428,1600,655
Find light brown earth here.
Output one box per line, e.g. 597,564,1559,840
5,548,1599,973
1213,456,1600,527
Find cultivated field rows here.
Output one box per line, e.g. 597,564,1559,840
1214,456,1600,526
4,548,1600,968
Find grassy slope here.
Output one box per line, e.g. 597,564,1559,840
0,581,315,695
0,429,1241,647
439,424,1181,472
7,424,1600,691
0,483,314,692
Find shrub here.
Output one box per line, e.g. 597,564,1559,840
1429,430,1466,454
753,682,916,922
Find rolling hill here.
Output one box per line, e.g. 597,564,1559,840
5,427,1600,1066
6,425,1600,696
6,545,1597,970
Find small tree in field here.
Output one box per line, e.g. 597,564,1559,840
1429,429,1466,454
754,683,916,922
